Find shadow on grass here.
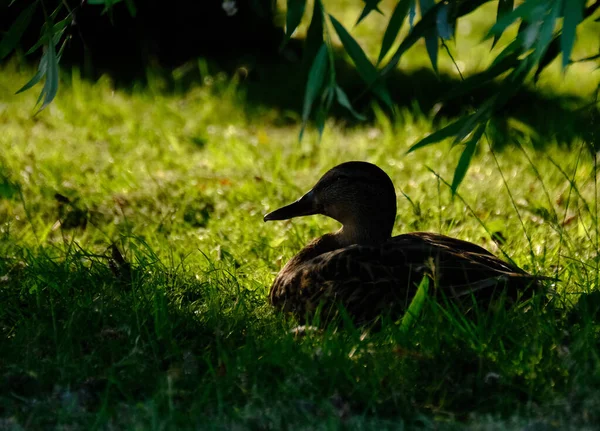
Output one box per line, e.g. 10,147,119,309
1,237,600,427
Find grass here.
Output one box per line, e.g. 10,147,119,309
1,3,600,429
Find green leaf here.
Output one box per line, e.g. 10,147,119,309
25,17,69,55
454,97,493,144
124,0,136,16
378,0,412,64
451,123,486,194
38,36,59,112
407,114,475,153
443,51,520,101
487,0,545,39
329,14,393,108
399,276,429,333
380,1,443,76
300,44,328,139
0,2,36,59
335,86,366,121
561,0,584,68
356,0,383,25
408,0,417,28
534,33,560,81
16,53,47,94
436,3,453,40
303,0,324,65
330,15,377,83
532,0,561,66
492,0,514,48
419,0,438,73
285,0,306,39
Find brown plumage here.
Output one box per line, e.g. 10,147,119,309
264,161,542,324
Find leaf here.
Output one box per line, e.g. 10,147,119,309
408,0,417,29
356,0,383,25
300,44,328,139
335,86,366,120
330,15,377,83
329,14,393,108
487,0,545,39
436,3,453,40
407,114,475,153
419,0,438,73
38,35,59,112
399,276,429,333
16,53,47,94
303,0,324,65
378,0,412,64
285,0,306,39
492,0,514,48
534,33,560,81
124,0,136,16
532,0,561,66
0,2,36,59
451,123,486,194
443,51,519,101
25,17,69,55
380,1,443,76
561,0,584,68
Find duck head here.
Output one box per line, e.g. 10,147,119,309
264,161,397,245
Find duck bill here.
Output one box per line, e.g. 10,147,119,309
264,190,319,222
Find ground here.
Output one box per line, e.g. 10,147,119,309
1,1,600,429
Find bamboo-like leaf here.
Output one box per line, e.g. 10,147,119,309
380,1,443,76
285,0,306,39
329,14,393,108
487,0,545,39
443,51,519,101
407,114,475,153
38,36,59,112
335,86,366,120
408,0,417,29
399,276,429,333
16,52,47,94
25,17,69,55
378,0,412,64
419,0,438,73
561,0,584,68
124,0,136,16
300,44,328,138
454,98,493,144
492,0,514,48
532,0,561,66
330,15,377,82
303,0,324,65
356,0,383,25
0,2,37,59
436,3,453,40
534,33,560,81
451,123,486,194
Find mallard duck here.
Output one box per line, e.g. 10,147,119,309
264,161,542,324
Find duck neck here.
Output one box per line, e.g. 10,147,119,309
335,223,391,247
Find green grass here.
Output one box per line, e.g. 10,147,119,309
1,4,600,428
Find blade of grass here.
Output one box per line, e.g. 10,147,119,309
399,276,429,334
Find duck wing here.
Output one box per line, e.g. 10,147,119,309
270,232,539,323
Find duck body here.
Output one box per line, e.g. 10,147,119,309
264,162,541,324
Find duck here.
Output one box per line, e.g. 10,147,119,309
264,161,544,324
